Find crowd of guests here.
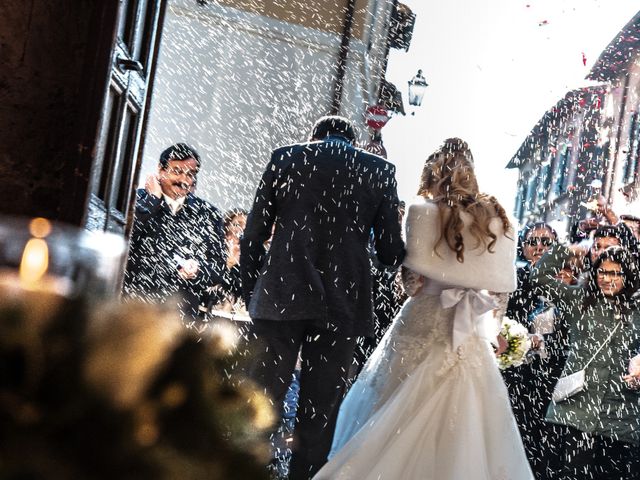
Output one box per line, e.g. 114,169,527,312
122,134,640,480
504,200,640,480
122,144,250,332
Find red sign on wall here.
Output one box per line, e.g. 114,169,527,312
365,105,390,130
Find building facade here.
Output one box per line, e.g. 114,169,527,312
588,12,640,213
141,0,414,211
509,10,640,236
508,87,606,236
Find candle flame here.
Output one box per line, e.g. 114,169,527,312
20,238,49,286
29,218,52,239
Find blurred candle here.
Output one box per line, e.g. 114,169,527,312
20,238,49,287
0,216,125,395
1,216,124,296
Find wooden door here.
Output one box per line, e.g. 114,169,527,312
86,0,165,234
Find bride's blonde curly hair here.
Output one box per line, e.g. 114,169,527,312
417,138,512,263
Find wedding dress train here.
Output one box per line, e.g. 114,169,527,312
316,280,534,480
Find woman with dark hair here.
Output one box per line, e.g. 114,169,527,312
574,224,638,291
588,225,628,264
315,138,533,479
531,245,640,480
196,209,248,332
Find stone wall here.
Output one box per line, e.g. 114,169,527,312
0,1,97,222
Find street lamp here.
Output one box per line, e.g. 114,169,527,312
407,69,428,106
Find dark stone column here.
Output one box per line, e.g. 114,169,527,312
0,1,111,223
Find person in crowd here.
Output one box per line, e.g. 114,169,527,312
506,222,558,323
531,245,640,480
224,209,247,268
620,214,640,241
240,115,405,479
123,143,227,321
316,138,532,479
577,195,618,231
571,196,638,273
187,208,250,347
352,201,408,376
503,222,566,479
200,208,247,318
589,225,626,262
349,142,407,377
568,220,592,244
572,224,638,288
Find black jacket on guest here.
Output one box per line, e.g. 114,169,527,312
240,136,405,337
123,189,227,319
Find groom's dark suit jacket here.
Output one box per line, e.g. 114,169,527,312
241,136,405,337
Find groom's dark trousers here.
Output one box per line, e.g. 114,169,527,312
247,320,357,479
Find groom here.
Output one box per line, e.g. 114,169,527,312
241,115,405,478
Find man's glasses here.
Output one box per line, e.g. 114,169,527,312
596,269,624,279
164,166,198,179
524,237,554,247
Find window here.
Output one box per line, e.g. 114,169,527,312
525,174,538,213
514,186,525,221
553,145,571,195
537,162,552,205
623,111,640,185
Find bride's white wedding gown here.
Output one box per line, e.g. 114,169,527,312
314,278,534,480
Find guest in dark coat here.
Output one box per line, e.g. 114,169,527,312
567,224,639,296
123,143,227,320
506,222,558,324
352,235,407,377
504,222,571,479
240,116,405,479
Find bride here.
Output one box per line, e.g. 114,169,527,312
314,138,533,480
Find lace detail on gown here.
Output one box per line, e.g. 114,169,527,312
331,288,452,453
435,338,487,378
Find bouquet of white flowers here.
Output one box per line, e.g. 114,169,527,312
496,317,532,370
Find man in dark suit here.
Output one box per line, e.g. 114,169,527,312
240,116,405,479
123,143,227,321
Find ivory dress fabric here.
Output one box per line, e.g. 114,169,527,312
315,199,533,480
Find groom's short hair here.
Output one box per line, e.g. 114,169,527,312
310,116,356,144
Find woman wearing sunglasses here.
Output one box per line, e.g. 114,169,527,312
531,245,640,479
504,223,575,478
507,223,558,323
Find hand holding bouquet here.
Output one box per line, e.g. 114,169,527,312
496,317,532,370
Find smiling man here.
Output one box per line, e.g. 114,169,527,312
123,143,227,321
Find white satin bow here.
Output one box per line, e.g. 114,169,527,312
440,288,497,351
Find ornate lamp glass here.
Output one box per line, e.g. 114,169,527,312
408,69,429,106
